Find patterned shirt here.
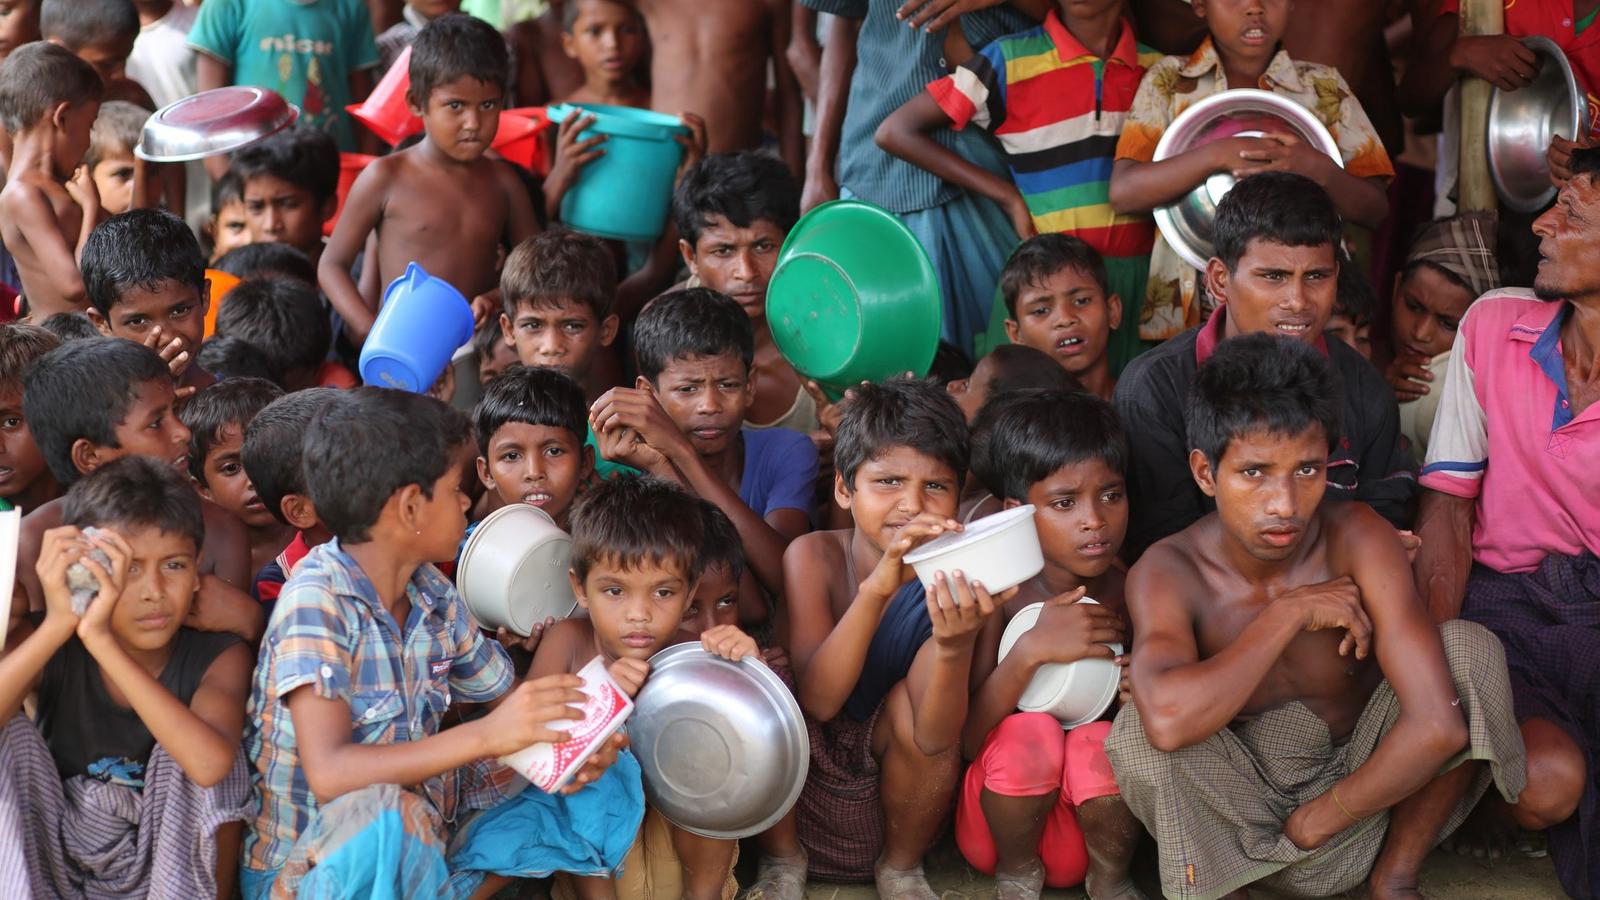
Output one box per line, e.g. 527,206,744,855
1114,38,1395,342
243,539,514,874
1421,290,1600,573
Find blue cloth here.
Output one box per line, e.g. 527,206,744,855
842,579,932,722
448,750,645,880
739,427,819,526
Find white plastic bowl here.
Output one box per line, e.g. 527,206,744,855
997,599,1122,729
456,504,577,636
903,504,1044,595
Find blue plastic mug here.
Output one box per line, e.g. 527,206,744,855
359,262,475,393
546,103,689,242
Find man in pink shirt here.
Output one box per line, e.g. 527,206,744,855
1413,149,1600,899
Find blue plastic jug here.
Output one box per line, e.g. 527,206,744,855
359,262,475,393
546,104,690,242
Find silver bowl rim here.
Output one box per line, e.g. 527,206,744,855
1487,35,1585,213
1152,89,1343,270
134,87,300,162
632,642,810,840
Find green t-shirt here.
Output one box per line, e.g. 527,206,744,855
587,423,639,480
188,0,380,150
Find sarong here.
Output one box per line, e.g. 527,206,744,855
0,713,252,900
794,701,886,882
1462,553,1600,900
1105,620,1527,899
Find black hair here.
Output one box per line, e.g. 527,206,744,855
569,475,706,583
979,344,1082,398
970,389,1126,501
472,315,507,360
80,209,206,317
62,455,204,553
213,277,332,380
40,0,137,50
22,338,170,486
178,378,284,482
196,335,283,385
409,12,511,108
633,288,753,383
500,228,618,321
1213,172,1341,273
241,387,341,527
698,499,746,583
228,125,340,207
1186,333,1342,468
0,42,102,134
1334,254,1376,327
0,324,60,390
1000,233,1110,318
211,170,244,214
561,0,640,30
303,388,474,543
37,312,101,344
1570,146,1600,180
213,242,318,286
834,379,968,491
672,151,800,248
473,365,587,456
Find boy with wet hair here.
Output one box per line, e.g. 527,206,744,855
999,234,1124,400
0,455,254,900
16,338,259,643
0,323,62,514
213,241,317,287
961,388,1141,900
786,378,1004,895
321,13,539,344
1109,333,1525,900
532,475,756,900
181,378,289,578
84,99,147,215
499,228,623,406
81,207,215,396
474,365,594,530
213,278,334,392
40,0,153,106
227,126,339,267
37,312,99,343
240,388,341,610
0,42,103,319
593,287,817,624
196,336,280,385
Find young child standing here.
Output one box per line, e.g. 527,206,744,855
999,234,1123,401
181,378,290,579
592,288,817,623
558,0,649,108
243,388,633,899
959,388,1142,900
0,42,102,319
0,456,253,900
474,365,594,530
1107,0,1393,341
877,0,1158,373
785,379,1004,894
320,13,540,343
0,324,62,514
84,100,147,216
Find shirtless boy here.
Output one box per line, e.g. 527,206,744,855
1107,333,1526,900
0,43,102,319
634,0,803,172
558,0,649,109
319,13,539,343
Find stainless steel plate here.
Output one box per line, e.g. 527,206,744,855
135,86,299,162
1488,36,1586,213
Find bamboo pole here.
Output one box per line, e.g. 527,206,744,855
1458,0,1504,212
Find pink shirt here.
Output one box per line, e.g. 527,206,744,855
1421,290,1600,573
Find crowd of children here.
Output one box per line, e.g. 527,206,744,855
0,0,1596,899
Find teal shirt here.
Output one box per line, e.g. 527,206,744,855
188,0,380,150
586,423,638,480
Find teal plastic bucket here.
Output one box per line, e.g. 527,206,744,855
546,103,689,242
359,262,475,393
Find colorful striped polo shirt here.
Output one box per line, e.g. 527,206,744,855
927,13,1160,301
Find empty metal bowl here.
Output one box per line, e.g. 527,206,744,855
1488,36,1587,213
1153,89,1343,270
135,86,299,162
630,644,808,840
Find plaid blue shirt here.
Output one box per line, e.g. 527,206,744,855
243,539,513,874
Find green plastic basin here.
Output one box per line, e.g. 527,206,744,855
766,200,941,395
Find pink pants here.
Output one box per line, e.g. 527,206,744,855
954,713,1120,889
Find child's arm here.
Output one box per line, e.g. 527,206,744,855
1232,133,1390,228
901,571,1002,756
542,113,606,222
0,527,90,723
767,0,807,179
66,167,102,261
1,186,88,317
1108,137,1270,214
194,53,235,181
875,93,1034,240
791,516,958,721
317,161,390,344
800,14,861,212
498,159,541,248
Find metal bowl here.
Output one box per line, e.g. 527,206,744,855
1153,89,1343,270
630,644,808,840
1488,36,1587,213
135,86,299,162
455,504,577,637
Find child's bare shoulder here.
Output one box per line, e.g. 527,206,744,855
529,616,593,674
785,528,848,568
